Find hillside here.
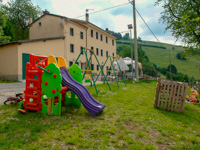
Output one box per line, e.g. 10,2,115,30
117,40,200,80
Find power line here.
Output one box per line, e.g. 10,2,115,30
135,8,160,43
75,2,130,18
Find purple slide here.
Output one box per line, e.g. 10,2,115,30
60,67,105,116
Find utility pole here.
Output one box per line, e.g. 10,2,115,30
128,24,134,81
130,0,139,81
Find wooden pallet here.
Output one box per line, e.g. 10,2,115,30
154,78,188,113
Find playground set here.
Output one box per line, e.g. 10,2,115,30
18,48,126,116
19,53,104,116
75,47,126,96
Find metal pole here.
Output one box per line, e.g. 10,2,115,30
132,0,139,81
130,29,134,81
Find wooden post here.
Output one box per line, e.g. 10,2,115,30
154,78,161,107
48,97,53,115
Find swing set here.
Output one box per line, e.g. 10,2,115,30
75,47,126,96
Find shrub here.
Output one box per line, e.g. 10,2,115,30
176,51,187,60
160,67,167,75
166,72,176,80
167,64,177,74
183,74,189,82
176,72,184,82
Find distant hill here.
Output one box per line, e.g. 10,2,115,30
117,40,200,80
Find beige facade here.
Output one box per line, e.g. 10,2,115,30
29,14,117,71
0,13,117,81
0,44,18,80
29,15,65,39
0,38,65,80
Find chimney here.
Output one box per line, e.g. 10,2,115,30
43,9,49,15
29,14,33,24
106,28,108,32
86,13,89,22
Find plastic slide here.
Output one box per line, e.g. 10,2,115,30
60,67,105,116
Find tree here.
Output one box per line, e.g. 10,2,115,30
4,0,42,40
137,37,142,42
0,1,10,44
156,0,200,55
122,33,130,40
3,20,15,41
167,64,177,74
108,30,122,40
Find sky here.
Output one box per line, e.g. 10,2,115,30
2,0,182,45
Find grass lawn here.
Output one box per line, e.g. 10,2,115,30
0,81,200,149
0,80,19,83
117,40,200,80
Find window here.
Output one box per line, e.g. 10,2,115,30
112,39,114,46
91,29,93,37
101,49,103,56
80,31,84,39
80,46,84,55
70,28,74,36
106,51,108,57
96,48,99,55
106,36,108,43
91,64,94,70
100,34,103,41
97,65,99,70
38,22,42,26
96,32,98,39
91,46,94,50
69,61,73,66
70,44,74,53
113,53,114,56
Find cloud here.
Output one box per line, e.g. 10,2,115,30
2,0,182,45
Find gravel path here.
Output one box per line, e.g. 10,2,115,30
0,82,25,105
0,81,104,105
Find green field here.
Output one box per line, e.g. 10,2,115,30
117,40,200,80
0,81,200,149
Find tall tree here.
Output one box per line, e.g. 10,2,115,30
156,0,200,55
0,1,10,44
4,0,42,40
122,33,130,40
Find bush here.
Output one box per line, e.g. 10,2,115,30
176,51,187,60
160,67,167,75
142,62,157,76
176,72,184,82
183,74,189,82
166,72,176,80
167,64,177,74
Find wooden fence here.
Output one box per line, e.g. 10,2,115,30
154,78,188,113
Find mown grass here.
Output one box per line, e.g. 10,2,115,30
0,81,200,149
117,40,200,80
